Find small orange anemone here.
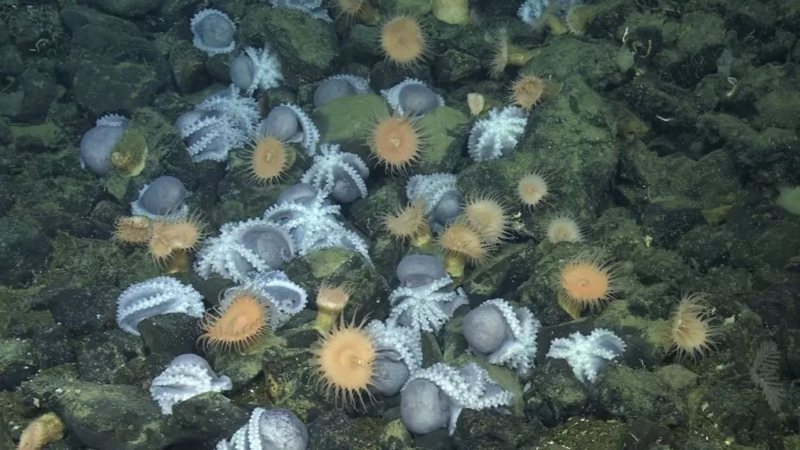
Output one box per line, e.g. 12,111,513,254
248,136,291,184
665,293,717,359
198,292,269,352
517,172,550,208
510,74,548,111
463,195,510,245
314,284,352,333
369,116,423,171
148,215,205,263
380,16,427,66
545,215,584,244
312,316,376,409
557,255,616,312
440,223,488,265
113,216,152,245
383,201,431,244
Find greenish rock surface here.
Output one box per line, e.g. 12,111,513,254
84,0,164,18
240,8,338,84
22,367,174,449
314,94,391,158
415,106,469,174
776,186,800,215
594,365,685,425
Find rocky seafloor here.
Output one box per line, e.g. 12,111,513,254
1,0,799,449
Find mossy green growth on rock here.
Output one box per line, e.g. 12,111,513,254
46,234,161,289
9,119,65,153
314,94,390,158
110,127,148,177
539,417,626,449
415,106,469,174
22,367,172,450
286,247,390,319
775,186,800,215
376,0,432,16
239,7,337,82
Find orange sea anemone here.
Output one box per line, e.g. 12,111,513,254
565,4,593,36
113,216,153,245
517,172,550,208
334,0,378,23
198,291,269,353
383,201,431,245
314,284,352,333
246,136,293,184
312,315,376,409
463,195,510,245
510,74,548,111
557,255,616,314
545,215,584,244
147,215,205,264
490,28,537,78
439,222,488,277
17,412,64,450
664,293,718,360
368,116,423,172
380,15,427,66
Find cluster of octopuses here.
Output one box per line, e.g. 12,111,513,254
68,1,720,449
